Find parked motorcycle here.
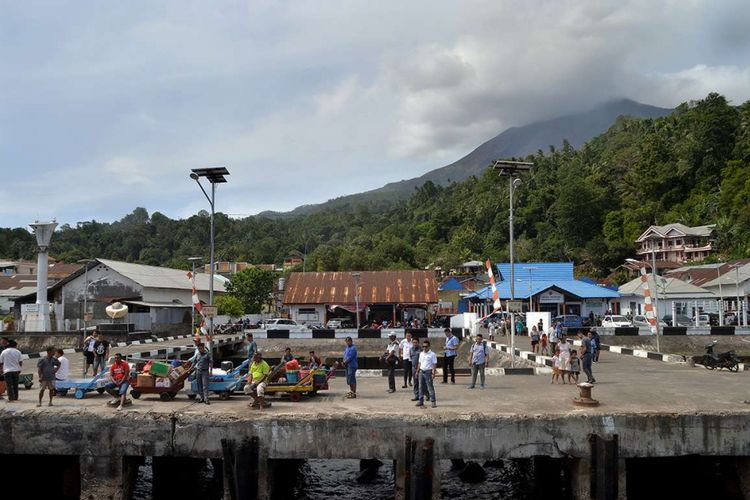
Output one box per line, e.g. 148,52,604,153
701,340,740,372
215,322,237,335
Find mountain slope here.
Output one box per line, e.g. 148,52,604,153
261,98,671,217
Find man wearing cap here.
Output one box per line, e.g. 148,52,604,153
383,333,399,393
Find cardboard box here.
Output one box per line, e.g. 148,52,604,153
137,374,155,388
155,377,171,388
167,370,180,382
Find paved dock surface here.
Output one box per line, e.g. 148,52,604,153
4,342,749,418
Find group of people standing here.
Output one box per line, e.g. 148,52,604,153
380,331,440,407
377,328,491,407
550,329,598,385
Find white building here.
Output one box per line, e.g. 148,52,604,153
701,262,750,326
17,258,226,334
618,276,716,320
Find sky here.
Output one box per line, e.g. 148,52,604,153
2,0,750,229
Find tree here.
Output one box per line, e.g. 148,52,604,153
225,267,275,314
215,295,245,318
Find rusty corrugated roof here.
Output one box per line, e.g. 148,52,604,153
283,271,439,305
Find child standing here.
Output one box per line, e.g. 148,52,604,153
540,333,549,356
568,350,580,384
550,349,561,384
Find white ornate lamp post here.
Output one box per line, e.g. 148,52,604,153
26,221,58,331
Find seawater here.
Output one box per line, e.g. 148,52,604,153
132,458,534,500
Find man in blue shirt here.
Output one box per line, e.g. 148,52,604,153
442,328,458,384
468,334,489,389
343,336,358,399
245,333,257,362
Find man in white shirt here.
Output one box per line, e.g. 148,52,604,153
399,332,414,388
55,349,70,381
548,322,559,355
415,340,437,408
0,340,23,402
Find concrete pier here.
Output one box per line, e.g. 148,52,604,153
3,340,750,498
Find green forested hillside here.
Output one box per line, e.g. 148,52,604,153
2,93,749,277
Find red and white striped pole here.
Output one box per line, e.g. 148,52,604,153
639,266,661,352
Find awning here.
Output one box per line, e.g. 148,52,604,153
327,304,366,313
121,300,191,309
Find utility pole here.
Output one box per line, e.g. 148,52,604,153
492,160,533,366
190,167,230,338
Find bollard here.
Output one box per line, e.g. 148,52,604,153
573,382,599,407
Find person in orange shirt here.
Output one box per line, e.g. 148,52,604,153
105,353,130,410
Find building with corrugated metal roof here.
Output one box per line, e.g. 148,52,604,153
283,271,439,327
464,262,619,319
14,258,226,334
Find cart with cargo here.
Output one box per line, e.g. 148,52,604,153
129,360,193,401
263,364,337,402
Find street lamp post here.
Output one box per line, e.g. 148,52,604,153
77,259,97,337
492,160,534,366
729,263,743,327
647,234,661,328
717,267,724,326
352,272,361,329
522,266,538,312
187,257,203,331
190,167,230,337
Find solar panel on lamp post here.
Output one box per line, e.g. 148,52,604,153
491,160,533,366
190,167,230,337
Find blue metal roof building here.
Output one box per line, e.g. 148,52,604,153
464,262,619,319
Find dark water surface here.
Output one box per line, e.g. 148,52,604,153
132,455,745,499
132,457,535,500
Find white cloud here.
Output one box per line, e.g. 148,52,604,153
1,0,749,227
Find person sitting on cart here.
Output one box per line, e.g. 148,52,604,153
282,348,295,363
105,353,130,411
308,350,323,369
246,352,272,409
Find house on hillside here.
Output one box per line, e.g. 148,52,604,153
635,223,716,263
14,258,226,334
283,271,438,327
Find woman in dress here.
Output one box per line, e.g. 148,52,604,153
557,335,571,383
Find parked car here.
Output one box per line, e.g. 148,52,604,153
600,315,632,328
553,315,583,328
661,314,694,327
695,314,711,327
325,319,352,329
631,315,668,328
263,318,308,331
